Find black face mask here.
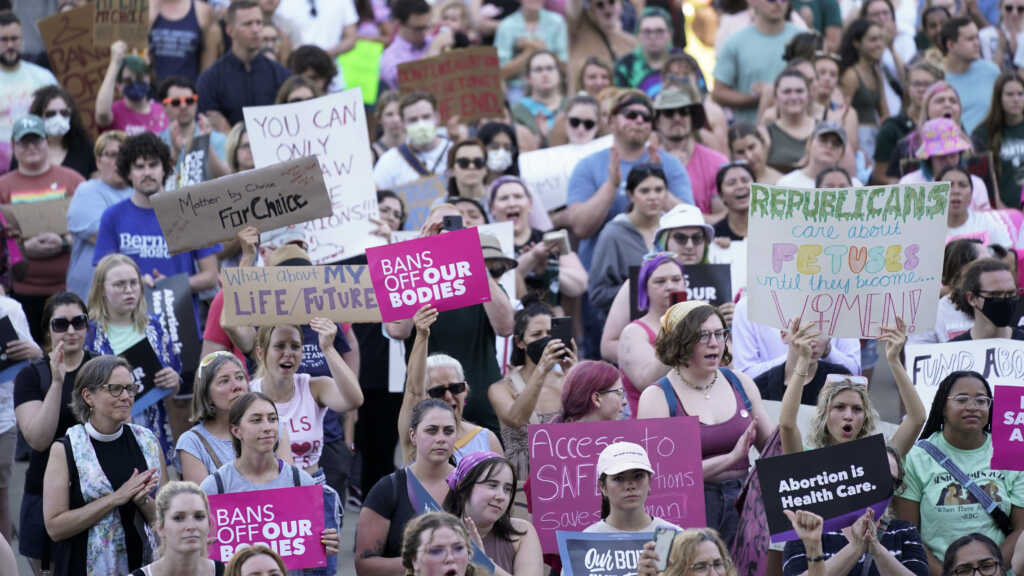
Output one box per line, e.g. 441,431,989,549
525,336,551,365
981,295,1019,327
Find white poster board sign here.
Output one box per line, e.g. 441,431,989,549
518,135,613,211
906,338,1024,417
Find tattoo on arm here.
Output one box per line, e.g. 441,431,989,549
358,538,386,560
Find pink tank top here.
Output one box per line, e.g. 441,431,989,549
251,373,327,470
621,320,658,418
675,382,751,474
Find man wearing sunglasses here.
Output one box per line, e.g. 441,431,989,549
0,11,57,177
155,76,229,191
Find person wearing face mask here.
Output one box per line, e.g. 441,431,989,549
374,92,453,190
478,122,521,183
950,258,1024,341
19,86,97,180
95,42,169,136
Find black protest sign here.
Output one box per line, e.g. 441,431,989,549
145,274,200,395
0,316,20,369
756,434,892,543
684,264,732,306
557,531,653,576
121,338,166,417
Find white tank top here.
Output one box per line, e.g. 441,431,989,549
251,373,327,470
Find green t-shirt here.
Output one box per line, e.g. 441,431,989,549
792,0,841,33
713,23,801,125
106,323,145,355
901,432,1024,559
973,121,1024,209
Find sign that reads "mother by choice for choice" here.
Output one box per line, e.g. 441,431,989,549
747,183,949,339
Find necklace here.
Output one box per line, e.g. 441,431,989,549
676,368,717,399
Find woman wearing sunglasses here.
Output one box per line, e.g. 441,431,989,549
563,93,601,145
447,139,490,200
43,355,167,576
14,292,96,573
399,305,503,465
637,300,774,547
896,371,1024,574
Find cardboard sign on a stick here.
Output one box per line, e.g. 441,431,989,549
93,0,150,51
152,156,332,254
397,46,503,122
39,5,110,137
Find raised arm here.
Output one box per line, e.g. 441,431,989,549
617,323,669,394
779,319,819,455
600,282,632,363
16,344,66,452
489,339,570,429
566,149,620,239
309,317,364,414
95,41,126,128
881,318,925,458
397,305,438,462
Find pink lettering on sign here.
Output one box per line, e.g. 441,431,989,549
992,386,1024,471
207,486,326,570
366,227,491,322
528,417,706,554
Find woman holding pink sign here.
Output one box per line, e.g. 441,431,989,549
130,481,224,576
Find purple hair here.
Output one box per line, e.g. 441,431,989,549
637,254,685,312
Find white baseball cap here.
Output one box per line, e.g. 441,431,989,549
654,204,714,250
597,441,654,477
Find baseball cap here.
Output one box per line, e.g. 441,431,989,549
12,115,46,143
812,121,847,147
597,441,654,477
654,203,714,250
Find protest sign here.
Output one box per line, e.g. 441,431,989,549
529,417,705,554
121,338,168,417
208,486,326,570
152,156,332,254
220,265,381,327
336,40,384,106
0,316,20,370
746,183,949,339
557,531,654,576
394,175,447,231
145,274,199,396
906,339,1024,417
1,197,71,238
992,386,1024,470
39,5,110,137
367,227,491,322
244,89,381,263
756,434,892,543
518,135,614,210
685,264,733,306
396,47,503,122
93,0,149,51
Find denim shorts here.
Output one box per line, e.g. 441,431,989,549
704,479,743,548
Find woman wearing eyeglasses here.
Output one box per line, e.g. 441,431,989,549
14,292,97,573
637,301,774,547
637,528,737,576
896,371,1024,574
447,139,490,200
85,254,181,468
95,41,168,137
43,355,168,576
945,533,1009,576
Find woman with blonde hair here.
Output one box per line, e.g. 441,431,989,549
637,528,737,576
129,481,223,575
223,545,286,576
401,512,481,576
274,75,321,105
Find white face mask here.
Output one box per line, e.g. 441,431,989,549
487,148,512,172
44,115,70,137
406,119,436,147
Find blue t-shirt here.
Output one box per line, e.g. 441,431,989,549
567,147,694,268
66,178,133,300
947,59,1000,134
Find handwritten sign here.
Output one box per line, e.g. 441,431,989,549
394,175,447,231
0,197,71,238
208,486,326,571
220,265,381,327
244,89,381,264
518,135,613,210
397,46,503,123
94,0,149,51
757,434,892,543
528,417,705,554
557,531,653,576
992,386,1024,470
366,227,490,322
152,156,332,254
907,338,1024,420
746,183,949,339
39,5,110,137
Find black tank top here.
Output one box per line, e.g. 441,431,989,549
149,0,202,82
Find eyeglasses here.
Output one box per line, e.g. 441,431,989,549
974,290,1018,300
690,559,728,575
951,559,1001,576
162,95,198,108
427,382,467,398
1006,4,1024,13
50,314,88,333
42,109,71,119
621,109,652,123
599,387,625,396
108,278,140,292
671,231,706,246
568,117,597,130
697,329,730,344
949,394,992,409
308,0,318,16
639,27,669,37
455,157,486,169
100,382,144,398
659,107,691,120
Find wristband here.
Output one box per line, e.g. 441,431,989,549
807,555,826,563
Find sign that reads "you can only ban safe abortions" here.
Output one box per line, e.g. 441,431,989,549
747,183,949,339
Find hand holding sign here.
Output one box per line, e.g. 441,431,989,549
310,317,338,353
413,304,439,336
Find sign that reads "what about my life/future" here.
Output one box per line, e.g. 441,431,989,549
747,183,949,339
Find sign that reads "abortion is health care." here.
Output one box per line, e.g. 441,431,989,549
747,183,948,338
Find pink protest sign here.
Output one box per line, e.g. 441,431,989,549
992,385,1024,471
366,227,491,322
208,486,326,570
528,417,706,554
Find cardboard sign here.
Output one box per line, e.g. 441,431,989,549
336,40,384,106
244,89,381,264
1,197,71,238
756,434,893,543
906,339,1024,418
121,338,167,417
685,264,733,306
39,5,110,137
518,135,614,210
746,183,949,339
557,531,654,576
396,47,503,123
220,265,381,327
208,486,326,570
94,0,149,51
528,417,706,554
394,175,448,231
152,156,333,254
366,227,491,322
992,386,1024,470
145,274,199,396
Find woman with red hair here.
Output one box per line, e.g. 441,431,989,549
558,360,626,423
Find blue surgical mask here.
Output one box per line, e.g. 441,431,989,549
124,81,149,102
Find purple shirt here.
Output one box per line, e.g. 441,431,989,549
379,34,431,90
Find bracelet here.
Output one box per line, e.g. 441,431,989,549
796,371,809,377
807,555,826,563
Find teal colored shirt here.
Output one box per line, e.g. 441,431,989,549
106,323,145,355
946,59,1000,134
494,9,568,101
713,23,800,124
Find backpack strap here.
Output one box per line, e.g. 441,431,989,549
656,376,678,417
397,144,431,176
291,464,301,487
916,439,1013,535
214,470,225,495
720,367,753,412
195,432,223,470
